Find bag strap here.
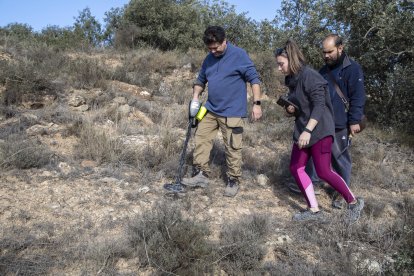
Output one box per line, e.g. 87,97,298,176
327,68,350,112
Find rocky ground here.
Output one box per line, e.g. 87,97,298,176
0,51,413,275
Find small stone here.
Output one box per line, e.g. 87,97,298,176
182,63,192,70
58,162,72,175
138,186,150,194
256,174,269,186
73,104,89,112
49,203,60,209
275,235,292,245
113,96,127,105
26,124,47,135
81,160,97,168
22,113,39,121
101,177,119,183
361,259,381,273
41,171,54,177
140,90,151,97
68,95,86,107
118,104,131,116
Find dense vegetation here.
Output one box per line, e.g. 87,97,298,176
1,0,412,133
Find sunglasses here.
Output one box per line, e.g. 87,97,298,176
274,48,286,56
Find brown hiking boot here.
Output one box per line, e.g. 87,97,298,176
181,171,209,188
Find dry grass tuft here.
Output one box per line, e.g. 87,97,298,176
0,134,55,169
217,214,269,274
127,202,212,274
75,120,138,166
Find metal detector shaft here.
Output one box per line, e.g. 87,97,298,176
175,118,194,184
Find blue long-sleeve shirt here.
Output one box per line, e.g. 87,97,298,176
194,43,261,117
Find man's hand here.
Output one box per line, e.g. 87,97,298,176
349,124,360,136
189,100,200,117
251,105,262,121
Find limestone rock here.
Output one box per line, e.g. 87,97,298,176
22,94,56,109
81,160,98,168
72,104,89,112
138,186,150,194
58,162,72,175
256,174,269,186
118,104,131,116
113,96,127,105
26,123,61,136
68,95,86,107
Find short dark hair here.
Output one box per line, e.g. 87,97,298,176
325,33,343,47
203,26,226,45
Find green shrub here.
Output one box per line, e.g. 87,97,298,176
251,51,283,97
0,44,63,109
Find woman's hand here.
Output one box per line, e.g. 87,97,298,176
285,105,296,117
298,131,311,149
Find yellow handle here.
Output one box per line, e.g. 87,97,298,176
195,106,207,121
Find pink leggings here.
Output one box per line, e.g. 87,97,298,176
290,136,355,208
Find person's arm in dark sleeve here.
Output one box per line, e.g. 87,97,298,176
306,73,326,124
347,64,366,125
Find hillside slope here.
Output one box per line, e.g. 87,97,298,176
0,49,413,275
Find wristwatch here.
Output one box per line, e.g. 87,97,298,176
253,101,261,105
303,127,312,134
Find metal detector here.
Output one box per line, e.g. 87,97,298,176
163,104,199,195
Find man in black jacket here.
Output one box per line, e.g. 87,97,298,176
319,34,366,208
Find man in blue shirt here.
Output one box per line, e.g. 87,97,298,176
181,26,262,197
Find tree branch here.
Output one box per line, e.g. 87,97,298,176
363,26,377,39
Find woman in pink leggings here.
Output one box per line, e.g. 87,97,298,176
275,39,364,222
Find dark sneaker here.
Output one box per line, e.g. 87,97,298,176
181,171,209,188
287,182,301,194
293,210,324,221
346,197,365,223
332,192,345,209
163,183,186,193
224,178,239,197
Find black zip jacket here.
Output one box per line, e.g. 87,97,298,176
286,65,335,147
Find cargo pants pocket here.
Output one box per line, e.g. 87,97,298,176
226,117,244,150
